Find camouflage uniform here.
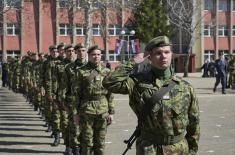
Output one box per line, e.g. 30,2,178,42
57,58,85,153
103,36,200,155
74,61,115,155
12,58,21,92
228,56,235,88
43,53,59,131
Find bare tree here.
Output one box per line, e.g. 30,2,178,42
166,0,204,77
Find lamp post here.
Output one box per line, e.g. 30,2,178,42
120,29,135,60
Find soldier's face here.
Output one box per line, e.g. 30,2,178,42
89,49,102,65
58,49,65,58
65,48,74,59
149,46,172,70
50,49,58,58
76,48,87,60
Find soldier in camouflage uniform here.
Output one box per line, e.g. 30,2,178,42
59,43,87,155
12,56,21,93
103,36,200,155
43,45,59,133
73,45,115,155
51,44,74,147
228,55,235,88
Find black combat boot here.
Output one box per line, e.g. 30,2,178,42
51,132,60,146
64,146,73,155
72,147,81,155
46,125,52,132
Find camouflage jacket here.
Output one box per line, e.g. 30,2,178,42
103,61,200,154
74,62,115,115
56,58,73,101
60,59,87,106
44,56,59,98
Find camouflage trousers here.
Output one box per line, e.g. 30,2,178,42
51,101,61,133
136,138,189,155
62,104,81,149
80,113,108,155
44,99,53,125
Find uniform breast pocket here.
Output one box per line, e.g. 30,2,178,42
170,94,190,135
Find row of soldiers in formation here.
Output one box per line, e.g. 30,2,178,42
4,43,115,155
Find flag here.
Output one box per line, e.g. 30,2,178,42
130,39,140,54
115,39,124,55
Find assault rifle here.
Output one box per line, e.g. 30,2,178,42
122,127,140,155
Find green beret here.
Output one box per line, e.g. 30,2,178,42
49,45,57,50
64,44,74,51
145,36,171,52
57,42,65,49
87,45,101,54
74,43,85,50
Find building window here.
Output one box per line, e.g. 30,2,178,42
5,0,21,8
232,26,235,36
92,0,102,8
59,0,70,8
6,50,20,59
233,0,235,10
92,24,101,36
59,24,72,36
204,25,214,37
219,50,229,56
218,25,228,36
108,25,121,36
204,50,215,61
204,0,213,10
6,23,20,36
219,0,228,11
76,24,85,36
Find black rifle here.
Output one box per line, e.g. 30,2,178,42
122,80,176,155
122,127,140,155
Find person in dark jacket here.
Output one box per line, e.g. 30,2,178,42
213,53,228,94
1,59,9,87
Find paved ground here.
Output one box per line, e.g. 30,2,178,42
0,73,235,155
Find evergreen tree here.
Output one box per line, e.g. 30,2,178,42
133,0,172,43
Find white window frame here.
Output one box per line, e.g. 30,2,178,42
59,24,72,36
218,25,228,36
76,25,85,36
204,25,214,37
108,25,121,36
204,50,215,61
92,24,101,36
6,50,20,58
219,50,229,56
59,0,69,8
6,23,20,36
5,0,21,8
219,0,228,11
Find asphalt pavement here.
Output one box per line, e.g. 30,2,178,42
0,73,235,155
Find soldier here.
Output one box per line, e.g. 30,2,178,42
213,52,228,94
228,55,235,88
73,45,115,155
1,58,8,87
52,44,75,147
103,36,200,155
59,43,87,155
43,45,59,133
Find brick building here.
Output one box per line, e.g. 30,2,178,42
202,0,235,64
0,0,136,68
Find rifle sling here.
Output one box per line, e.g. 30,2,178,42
139,80,177,126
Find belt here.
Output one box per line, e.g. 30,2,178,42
141,133,185,145
83,95,106,101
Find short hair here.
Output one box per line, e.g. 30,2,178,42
87,45,101,54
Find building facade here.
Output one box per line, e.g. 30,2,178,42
0,0,136,67
202,0,235,64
